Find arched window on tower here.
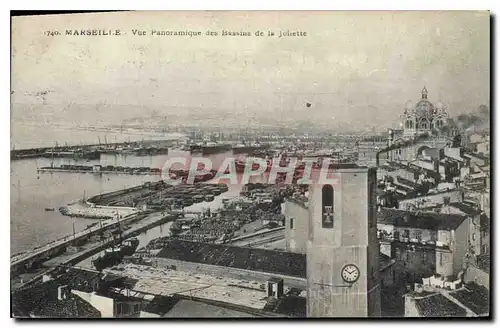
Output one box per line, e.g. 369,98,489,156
409,121,414,129
415,122,420,129
421,120,428,130
322,184,334,228
405,121,409,129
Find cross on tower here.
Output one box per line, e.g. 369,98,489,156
323,205,334,224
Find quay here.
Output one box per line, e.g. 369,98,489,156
12,211,181,291
10,212,142,276
37,165,163,176
11,140,173,160
12,181,230,289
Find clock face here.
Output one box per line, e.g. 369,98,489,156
341,264,360,283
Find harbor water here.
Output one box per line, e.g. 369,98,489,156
10,146,247,256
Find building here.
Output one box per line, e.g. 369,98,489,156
284,196,309,254
401,87,449,138
377,87,458,165
306,166,381,317
377,208,481,281
404,279,489,317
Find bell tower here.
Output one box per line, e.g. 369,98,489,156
306,165,381,317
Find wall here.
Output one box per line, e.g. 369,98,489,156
476,141,489,155
463,265,489,290
404,296,421,317
412,160,435,171
284,199,309,254
444,148,462,161
453,223,468,275
393,246,435,281
437,230,451,247
377,224,436,244
380,242,391,258
71,290,114,318
435,249,453,277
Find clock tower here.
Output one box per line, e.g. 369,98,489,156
306,165,381,317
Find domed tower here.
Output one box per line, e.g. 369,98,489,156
402,87,446,137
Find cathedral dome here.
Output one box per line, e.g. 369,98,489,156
415,98,435,117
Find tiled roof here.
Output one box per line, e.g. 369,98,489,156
415,294,467,317
157,239,392,278
450,283,489,315
157,239,307,278
12,280,58,316
31,294,101,318
448,202,481,215
377,208,466,230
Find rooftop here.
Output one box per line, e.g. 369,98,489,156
12,280,101,318
377,208,466,231
162,299,257,318
463,151,489,162
105,264,270,311
414,293,467,317
448,202,481,216
156,239,307,278
286,196,308,209
450,283,489,316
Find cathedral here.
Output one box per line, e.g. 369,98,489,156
401,87,449,137
382,87,459,163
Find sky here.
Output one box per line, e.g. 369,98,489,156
11,11,490,132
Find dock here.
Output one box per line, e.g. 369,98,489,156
12,211,180,290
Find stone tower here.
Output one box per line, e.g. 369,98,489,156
306,165,381,317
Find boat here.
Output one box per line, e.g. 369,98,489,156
232,143,270,154
217,184,229,193
190,142,232,155
119,238,140,256
204,194,215,202
92,247,124,271
193,195,204,203
44,208,55,211
135,147,169,157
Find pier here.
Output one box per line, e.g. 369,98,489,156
10,212,142,276
12,210,181,290
11,140,173,160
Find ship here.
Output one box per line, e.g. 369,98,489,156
92,246,124,271
43,150,101,161
189,142,232,155
119,237,140,256
193,195,205,203
134,147,169,157
231,143,270,155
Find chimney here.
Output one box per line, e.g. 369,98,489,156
267,277,284,298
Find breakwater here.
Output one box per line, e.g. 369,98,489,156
11,140,170,160
37,164,163,175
